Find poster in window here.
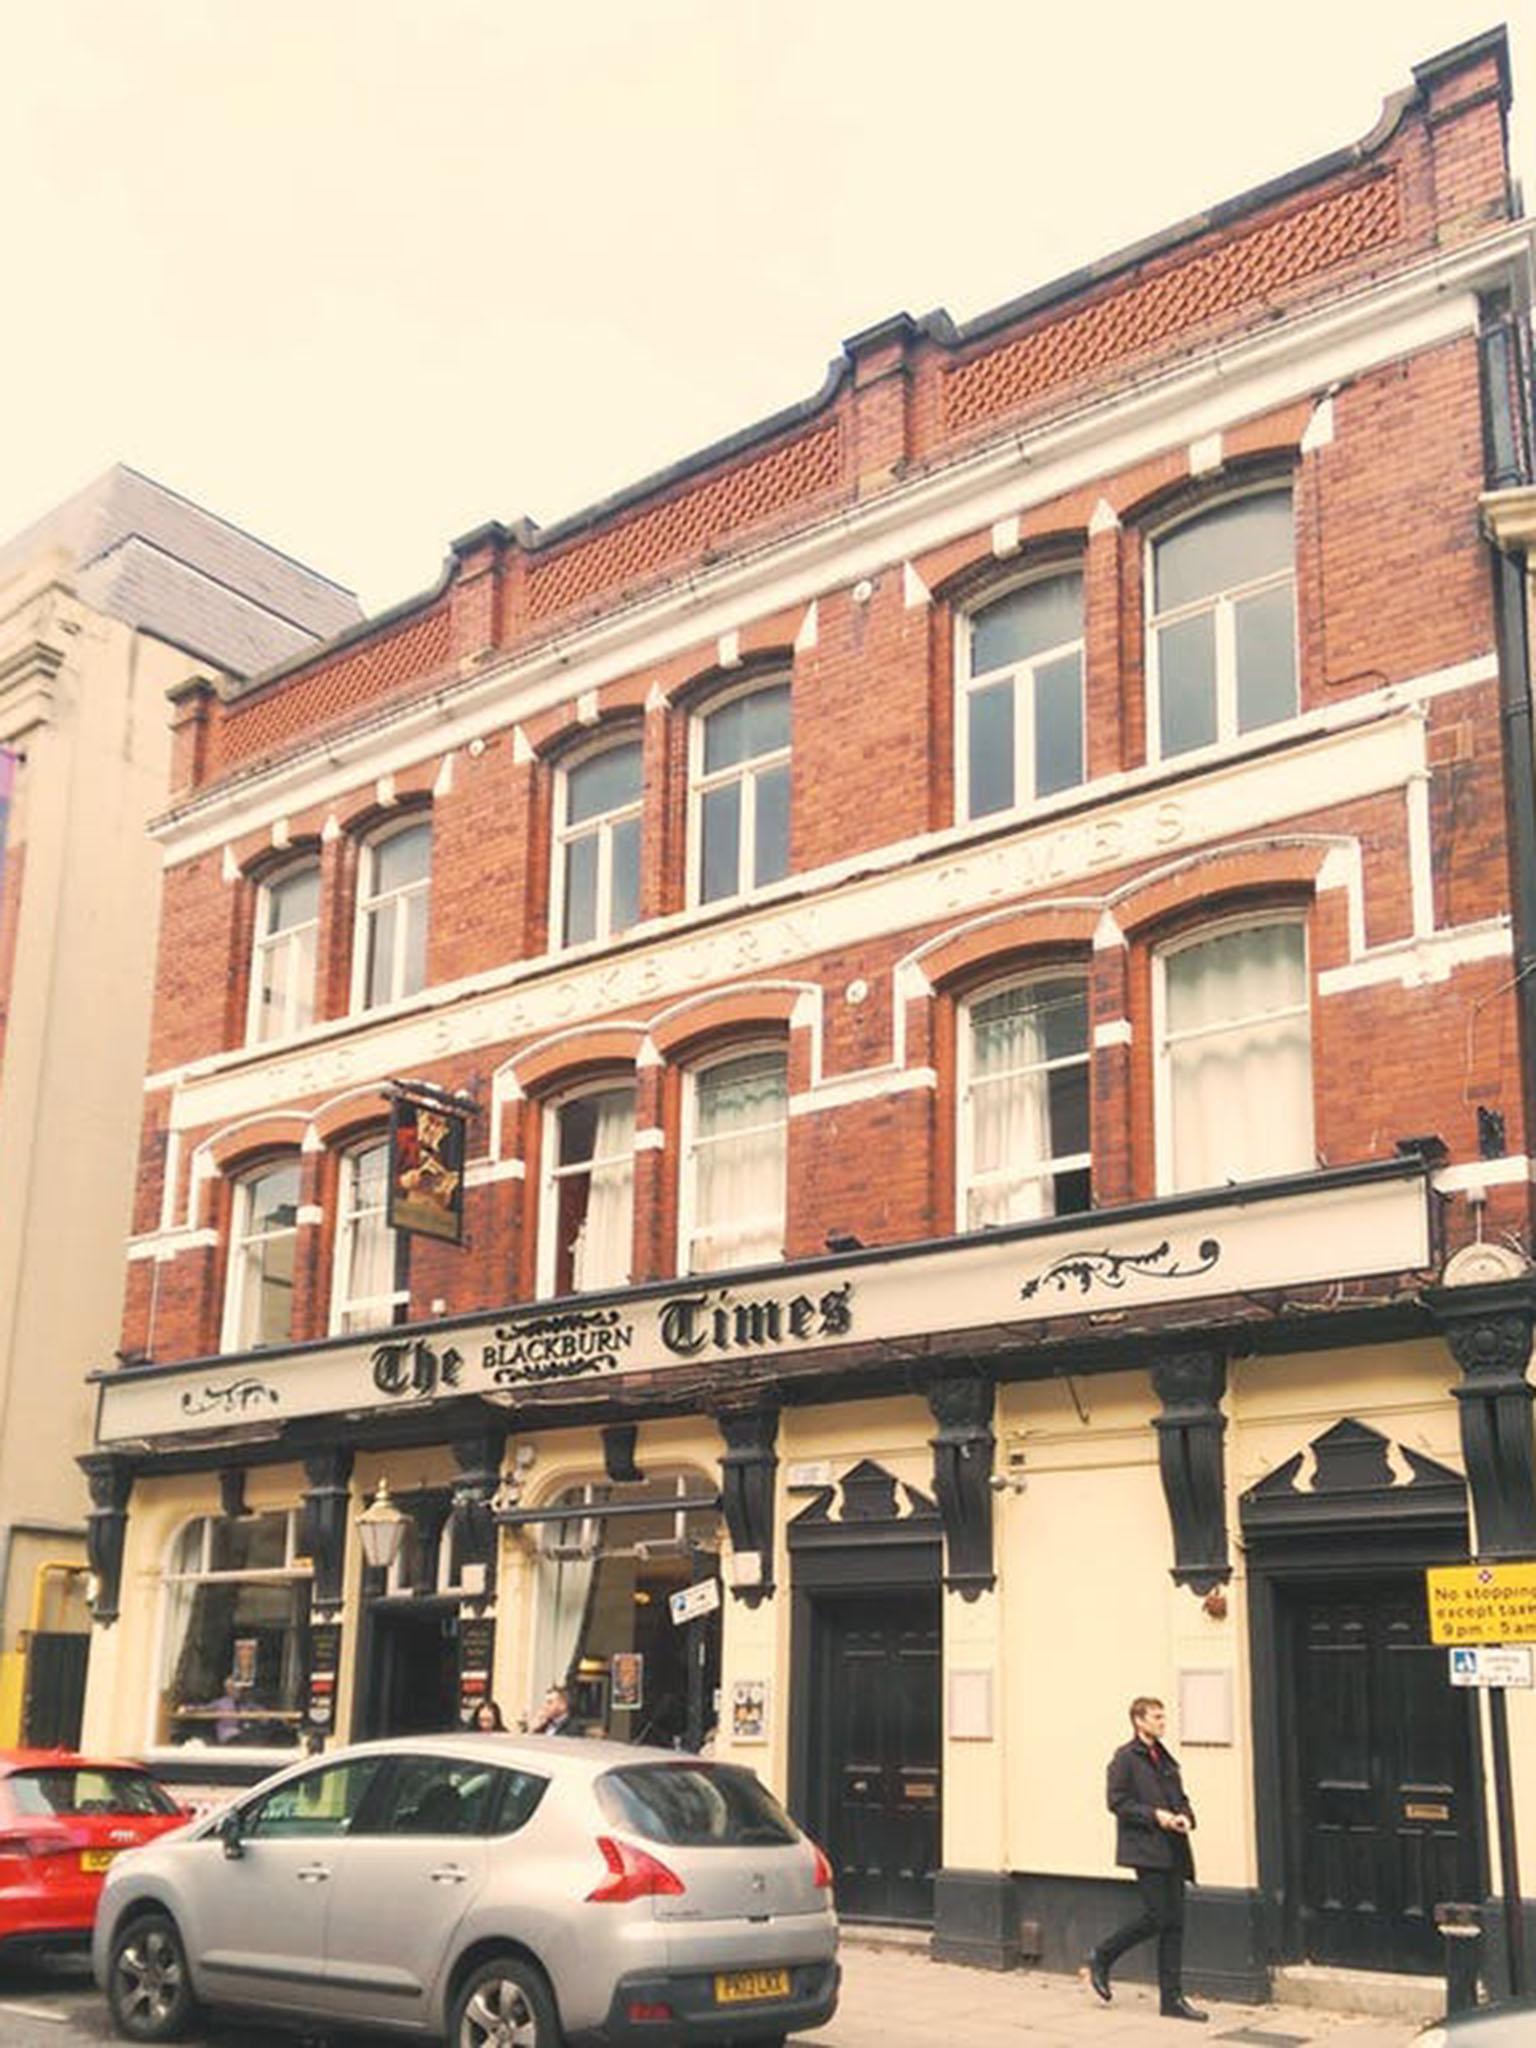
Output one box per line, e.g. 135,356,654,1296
387,1095,466,1244
731,1678,769,1744
610,1652,643,1712
231,1636,259,1690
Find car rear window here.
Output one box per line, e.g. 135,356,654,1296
595,1764,798,1847
8,1768,178,1818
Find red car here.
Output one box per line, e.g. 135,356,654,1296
0,1750,187,1957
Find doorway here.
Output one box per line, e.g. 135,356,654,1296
358,1596,460,1738
1279,1575,1481,1973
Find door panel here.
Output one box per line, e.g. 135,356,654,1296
816,1592,940,1924
1289,1579,1479,1973
188,1838,334,2011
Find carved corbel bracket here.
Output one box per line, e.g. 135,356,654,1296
715,1406,779,1606
1425,1278,1536,1559
926,1373,996,1600
300,1446,355,1611
449,1427,506,1590
603,1423,645,1485
1150,1348,1231,1595
80,1453,133,1628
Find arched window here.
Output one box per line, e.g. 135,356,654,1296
1149,490,1297,759
1156,919,1312,1192
157,1510,309,1754
681,1046,788,1273
330,1138,410,1334
555,739,642,948
353,817,431,1011
690,679,791,904
248,858,320,1042
959,975,1091,1229
959,571,1084,820
223,1158,301,1351
539,1081,637,1297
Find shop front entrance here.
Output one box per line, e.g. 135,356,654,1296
788,1459,943,1927
358,1595,460,1737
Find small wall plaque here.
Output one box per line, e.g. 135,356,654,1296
948,1668,994,1741
1178,1668,1234,1746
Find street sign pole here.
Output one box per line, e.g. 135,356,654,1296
1488,1683,1529,1998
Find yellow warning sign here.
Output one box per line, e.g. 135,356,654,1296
1427,1561,1536,1646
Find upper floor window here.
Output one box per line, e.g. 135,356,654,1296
249,860,319,1043
1150,491,1297,759
961,572,1084,821
960,976,1091,1229
354,819,430,1011
691,680,791,904
1158,920,1312,1193
556,740,642,948
330,1139,409,1335
683,1048,788,1273
223,1159,301,1351
540,1083,636,1297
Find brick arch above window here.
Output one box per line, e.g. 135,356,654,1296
330,785,434,843
204,1113,311,1178
911,902,1102,995
649,982,810,1063
238,836,323,886
927,528,1087,611
310,1087,395,1147
666,646,794,715
1111,838,1332,940
1115,449,1299,538
526,705,646,768
501,1021,649,1099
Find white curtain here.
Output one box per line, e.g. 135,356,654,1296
1166,925,1311,1191
967,991,1052,1228
339,1144,394,1329
535,1518,598,1695
691,1053,787,1270
571,1092,635,1291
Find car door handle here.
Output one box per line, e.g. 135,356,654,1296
429,1865,469,1884
296,1864,331,1883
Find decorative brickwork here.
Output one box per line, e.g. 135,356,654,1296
217,604,453,770
526,423,845,625
943,174,1402,438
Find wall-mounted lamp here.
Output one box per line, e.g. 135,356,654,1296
356,1478,409,1573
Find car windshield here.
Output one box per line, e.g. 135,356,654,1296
7,1767,179,1818
595,1763,798,1847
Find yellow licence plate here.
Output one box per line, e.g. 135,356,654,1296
714,1969,790,2005
80,1849,117,1873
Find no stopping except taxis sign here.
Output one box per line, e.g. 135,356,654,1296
1426,1560,1536,1645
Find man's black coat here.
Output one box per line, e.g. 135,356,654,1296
1106,1736,1197,1878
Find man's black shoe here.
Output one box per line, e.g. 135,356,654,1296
1087,1951,1111,2003
1160,1997,1208,2023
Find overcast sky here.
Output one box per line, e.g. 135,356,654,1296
3,2,1533,617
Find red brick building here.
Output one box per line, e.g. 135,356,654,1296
83,30,1536,2001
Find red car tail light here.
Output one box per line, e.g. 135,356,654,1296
626,2000,675,2023
586,1835,685,1903
808,1838,833,1889
0,1830,50,1862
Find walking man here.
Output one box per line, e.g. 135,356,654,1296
1088,1695,1206,2023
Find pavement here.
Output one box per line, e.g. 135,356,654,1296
0,1938,1435,2047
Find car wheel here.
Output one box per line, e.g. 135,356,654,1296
452,1954,560,2048
107,1910,196,2042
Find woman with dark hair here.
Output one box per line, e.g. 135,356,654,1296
473,1699,507,1732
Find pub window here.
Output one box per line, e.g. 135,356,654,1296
156,1511,309,1754
1157,918,1313,1192
330,1138,409,1334
538,1082,636,1297
353,817,431,1012
681,1046,788,1274
1149,489,1298,759
554,738,643,949
247,858,320,1043
959,570,1084,821
690,679,791,905
222,1158,301,1352
959,974,1091,1228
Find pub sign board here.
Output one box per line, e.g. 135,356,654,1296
387,1094,466,1244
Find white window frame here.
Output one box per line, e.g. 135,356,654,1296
552,735,644,951
350,816,431,1014
678,1042,789,1275
221,1158,302,1353
246,858,320,1045
687,676,792,907
329,1138,408,1335
955,568,1086,825
956,972,1092,1230
537,1079,638,1298
1152,912,1313,1195
1145,486,1298,764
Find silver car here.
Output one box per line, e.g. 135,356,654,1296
91,1733,839,2046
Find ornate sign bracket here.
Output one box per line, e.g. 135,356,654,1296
1425,1277,1536,1560
1150,1348,1231,1595
926,1373,996,1600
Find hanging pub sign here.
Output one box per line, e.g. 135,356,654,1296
387,1089,467,1244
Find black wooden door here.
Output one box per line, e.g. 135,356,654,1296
23,1633,88,1748
1288,1577,1480,1972
815,1591,940,1924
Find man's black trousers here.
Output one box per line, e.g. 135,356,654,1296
1098,1867,1186,2001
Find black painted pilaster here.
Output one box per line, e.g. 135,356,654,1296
716,1406,779,1605
80,1454,133,1627
1150,1348,1231,1594
1426,1279,1536,1558
926,1374,996,1599
448,1427,505,1590
300,1446,355,1611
